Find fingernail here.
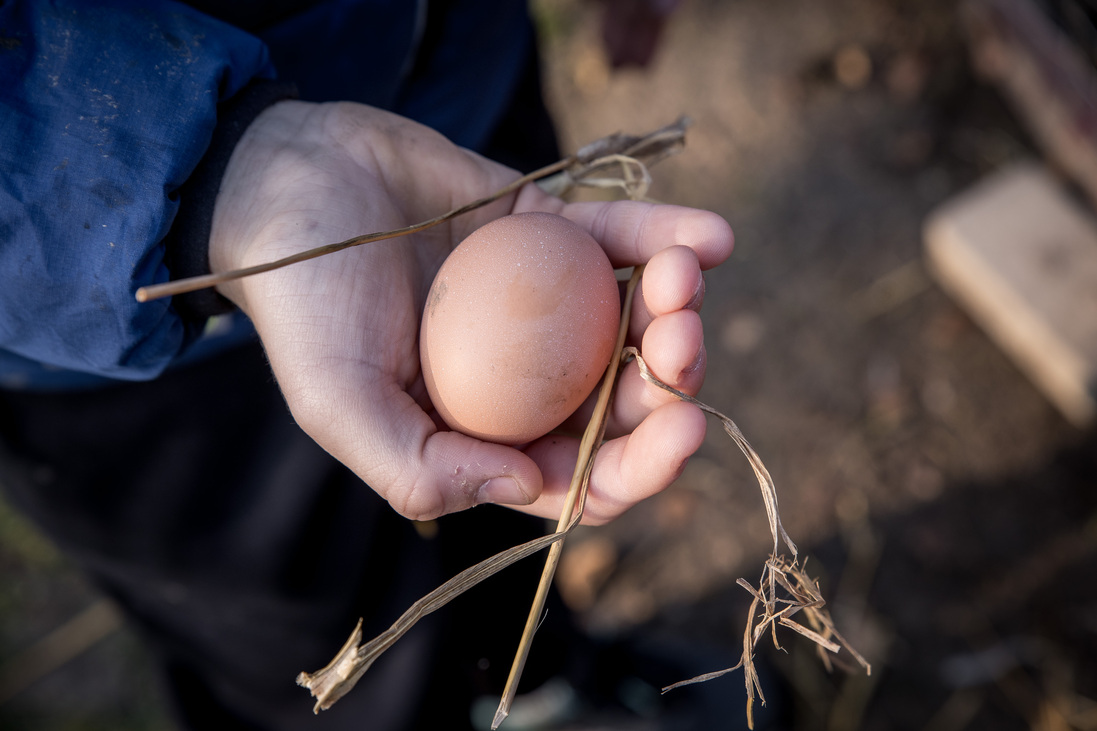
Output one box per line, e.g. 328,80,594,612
679,344,706,381
478,477,531,506
685,275,705,311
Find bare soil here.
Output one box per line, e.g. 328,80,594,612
543,1,1097,729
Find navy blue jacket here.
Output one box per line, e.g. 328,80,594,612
0,0,532,389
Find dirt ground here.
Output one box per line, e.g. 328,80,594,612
2,1,1097,729
539,0,1097,729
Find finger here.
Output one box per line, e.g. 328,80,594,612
563,200,733,270
292,377,545,522
515,400,706,525
511,187,733,271
583,400,706,525
412,429,545,517
562,307,705,437
615,308,706,434
629,244,705,340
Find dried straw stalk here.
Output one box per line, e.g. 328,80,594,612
296,510,583,711
133,116,870,727
134,117,690,303
282,120,684,717
129,117,693,718
626,347,871,728
491,267,644,729
295,266,643,716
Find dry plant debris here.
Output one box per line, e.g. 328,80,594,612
294,512,584,711
135,118,870,728
490,266,643,729
627,346,872,728
134,117,691,303
662,554,872,729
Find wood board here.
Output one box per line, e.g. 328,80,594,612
924,161,1097,427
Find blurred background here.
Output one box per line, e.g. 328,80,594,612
2,0,1096,729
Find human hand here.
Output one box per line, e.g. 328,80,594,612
209,101,733,525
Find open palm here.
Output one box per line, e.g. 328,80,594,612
209,101,733,524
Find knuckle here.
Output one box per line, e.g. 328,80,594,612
388,481,446,522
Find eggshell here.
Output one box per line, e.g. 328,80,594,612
420,212,621,445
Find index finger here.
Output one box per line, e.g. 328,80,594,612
512,185,734,269
560,200,734,270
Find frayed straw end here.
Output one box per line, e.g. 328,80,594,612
296,618,370,713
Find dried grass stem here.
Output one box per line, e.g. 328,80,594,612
286,117,869,730
134,117,691,303
491,266,645,729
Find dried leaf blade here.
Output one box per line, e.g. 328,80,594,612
296,516,579,712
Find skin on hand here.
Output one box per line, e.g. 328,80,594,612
208,100,733,525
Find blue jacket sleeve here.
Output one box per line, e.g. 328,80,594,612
0,0,275,382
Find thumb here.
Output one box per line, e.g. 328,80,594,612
344,384,544,521
404,430,544,519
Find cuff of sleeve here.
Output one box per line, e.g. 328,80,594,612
164,78,299,322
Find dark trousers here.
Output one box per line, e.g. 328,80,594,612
0,338,576,730
0,35,567,729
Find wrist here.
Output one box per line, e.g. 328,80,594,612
165,79,298,321
208,98,331,313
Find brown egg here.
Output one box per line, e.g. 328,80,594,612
420,212,621,445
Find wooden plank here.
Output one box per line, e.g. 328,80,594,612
924,161,1097,427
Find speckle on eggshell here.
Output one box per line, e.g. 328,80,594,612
419,212,621,445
